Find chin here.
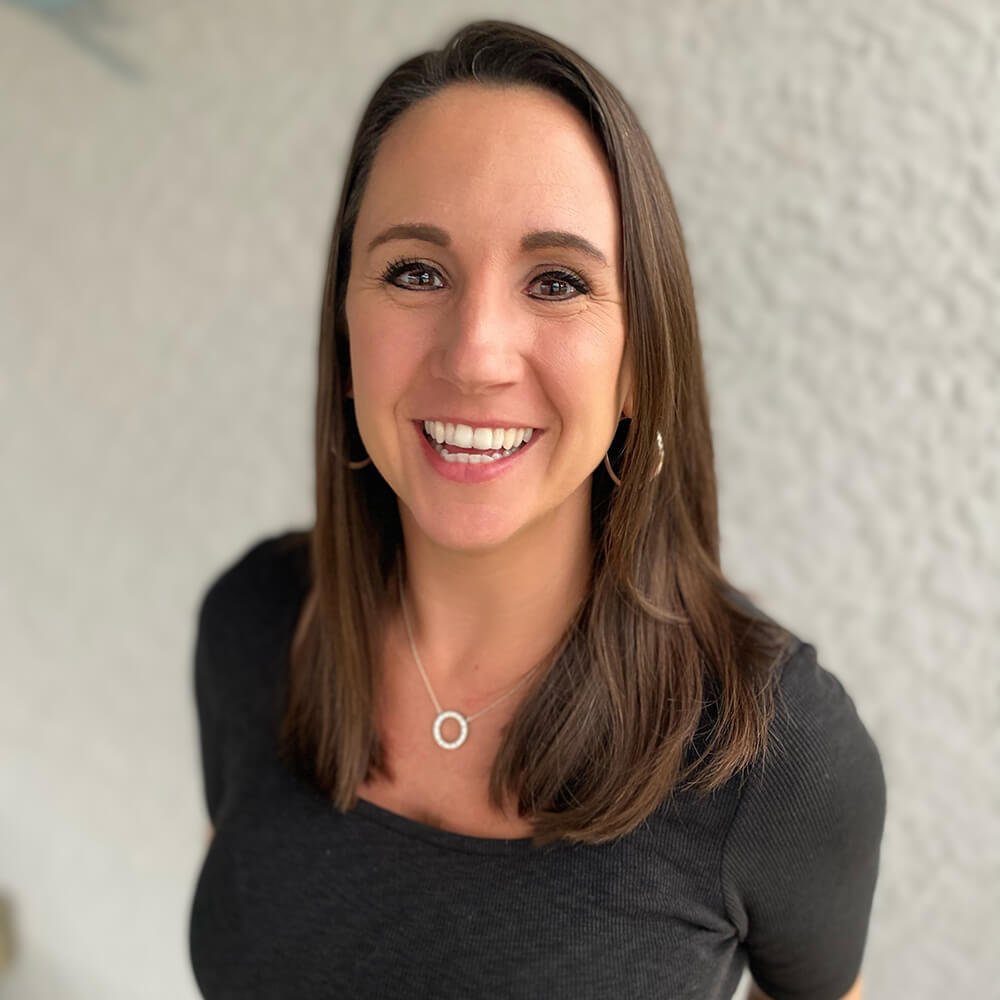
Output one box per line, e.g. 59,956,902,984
405,501,528,555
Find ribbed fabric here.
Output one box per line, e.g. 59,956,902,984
188,532,885,1000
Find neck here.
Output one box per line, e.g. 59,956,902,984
394,491,593,694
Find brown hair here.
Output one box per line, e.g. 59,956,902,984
280,19,794,847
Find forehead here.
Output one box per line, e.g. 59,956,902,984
355,83,621,261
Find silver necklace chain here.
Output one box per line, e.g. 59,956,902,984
396,564,540,750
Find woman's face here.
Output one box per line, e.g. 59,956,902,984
345,82,632,554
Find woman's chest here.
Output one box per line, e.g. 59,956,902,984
356,754,535,839
192,788,743,1000
359,679,536,839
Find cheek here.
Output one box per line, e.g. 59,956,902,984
544,329,628,420
346,296,410,393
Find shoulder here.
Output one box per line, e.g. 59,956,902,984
197,529,311,648
707,588,883,798
192,530,310,821
194,529,311,699
720,639,886,998
710,583,886,836
765,639,886,808
722,637,887,925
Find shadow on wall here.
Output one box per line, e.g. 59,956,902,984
1,0,144,79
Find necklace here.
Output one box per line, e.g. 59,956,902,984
396,565,541,750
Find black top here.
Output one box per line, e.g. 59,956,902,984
188,531,886,1000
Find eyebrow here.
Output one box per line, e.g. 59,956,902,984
365,223,610,267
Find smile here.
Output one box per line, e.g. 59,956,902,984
421,420,534,463
414,420,541,482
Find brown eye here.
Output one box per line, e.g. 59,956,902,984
381,258,445,290
528,269,590,301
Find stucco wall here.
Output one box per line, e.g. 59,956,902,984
1,1,996,996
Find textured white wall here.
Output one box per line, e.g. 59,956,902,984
1,1,996,997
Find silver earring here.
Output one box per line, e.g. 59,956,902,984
603,430,663,486
330,441,371,470
330,395,372,469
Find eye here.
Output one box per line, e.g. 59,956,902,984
527,269,591,301
378,258,591,301
380,257,444,291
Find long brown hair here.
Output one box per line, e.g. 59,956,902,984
279,19,794,847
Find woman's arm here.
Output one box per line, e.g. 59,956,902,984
748,975,862,1000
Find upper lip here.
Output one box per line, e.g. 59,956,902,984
416,417,539,430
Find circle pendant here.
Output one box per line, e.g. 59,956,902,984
432,710,469,750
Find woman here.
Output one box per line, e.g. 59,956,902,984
189,19,885,1000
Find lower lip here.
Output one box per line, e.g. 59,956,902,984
415,423,540,483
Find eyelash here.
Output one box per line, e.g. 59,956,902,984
379,256,592,300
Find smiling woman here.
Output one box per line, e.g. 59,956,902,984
188,19,885,1000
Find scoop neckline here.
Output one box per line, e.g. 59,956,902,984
349,796,549,855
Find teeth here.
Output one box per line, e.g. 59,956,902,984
422,420,535,451
434,449,510,464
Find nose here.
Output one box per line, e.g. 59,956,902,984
430,278,522,394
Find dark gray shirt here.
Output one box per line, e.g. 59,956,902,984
188,532,885,999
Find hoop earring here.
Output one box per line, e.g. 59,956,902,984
329,439,372,470
330,395,373,469
603,429,663,486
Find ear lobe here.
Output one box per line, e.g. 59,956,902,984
621,392,634,420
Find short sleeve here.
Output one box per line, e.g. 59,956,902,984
721,640,887,1000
